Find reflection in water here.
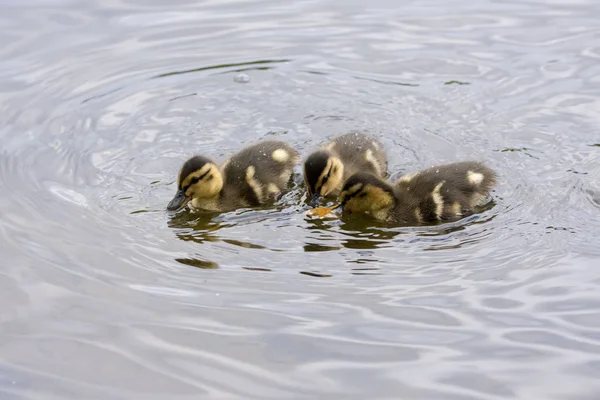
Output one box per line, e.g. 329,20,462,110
167,211,223,244
242,267,272,272
175,257,218,269
223,239,267,250
350,267,381,275
303,243,341,252
341,237,391,250
152,59,291,79
299,271,332,278
353,75,420,87
166,196,501,259
444,80,471,85
339,218,403,249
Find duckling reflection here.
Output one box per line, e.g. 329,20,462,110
339,219,404,250
338,161,497,225
304,212,403,251
168,206,283,251
175,257,219,269
167,210,223,244
303,131,388,204
168,140,299,213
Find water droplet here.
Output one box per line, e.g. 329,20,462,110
234,73,250,83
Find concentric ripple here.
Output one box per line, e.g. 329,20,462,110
1,0,600,398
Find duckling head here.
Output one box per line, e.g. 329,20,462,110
303,150,344,203
167,155,223,211
338,172,395,215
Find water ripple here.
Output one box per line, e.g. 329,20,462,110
1,0,600,398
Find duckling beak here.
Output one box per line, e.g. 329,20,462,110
167,189,190,211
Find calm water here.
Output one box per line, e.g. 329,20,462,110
1,0,600,398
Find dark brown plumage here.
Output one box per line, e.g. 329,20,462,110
167,140,299,212
339,161,497,224
304,131,388,202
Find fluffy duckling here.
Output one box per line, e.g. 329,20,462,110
338,161,497,224
303,131,388,203
167,140,299,212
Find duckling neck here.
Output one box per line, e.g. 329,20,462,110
369,207,394,222
341,163,356,181
190,196,221,212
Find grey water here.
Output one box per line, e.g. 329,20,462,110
1,0,600,398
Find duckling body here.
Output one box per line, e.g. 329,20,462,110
339,161,497,224
303,131,387,202
167,140,299,212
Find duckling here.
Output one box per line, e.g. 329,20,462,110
338,161,497,224
303,131,388,204
167,140,299,212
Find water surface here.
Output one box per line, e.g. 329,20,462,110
1,0,600,398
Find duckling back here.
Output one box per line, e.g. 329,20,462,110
394,161,497,223
328,131,388,178
304,131,388,199
220,140,299,208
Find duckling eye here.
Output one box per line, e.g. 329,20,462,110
358,192,367,198
332,167,338,173
206,174,213,181
191,177,200,184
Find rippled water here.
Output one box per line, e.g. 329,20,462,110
1,0,600,398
